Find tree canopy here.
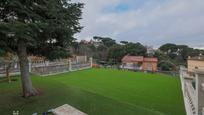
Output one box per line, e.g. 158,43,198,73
93,36,116,47
0,0,83,59
124,42,147,56
159,43,203,61
108,44,126,63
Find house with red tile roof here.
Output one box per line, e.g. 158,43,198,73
121,55,158,72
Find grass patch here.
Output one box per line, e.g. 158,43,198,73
0,69,185,115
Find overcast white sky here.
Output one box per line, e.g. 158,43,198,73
73,0,204,49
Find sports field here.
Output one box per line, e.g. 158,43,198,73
0,69,185,115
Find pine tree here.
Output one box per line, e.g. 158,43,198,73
0,0,83,97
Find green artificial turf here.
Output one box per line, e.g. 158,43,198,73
0,68,185,115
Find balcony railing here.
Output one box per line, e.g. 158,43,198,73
180,66,204,115
186,82,196,106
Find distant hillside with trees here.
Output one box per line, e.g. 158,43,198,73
71,37,204,71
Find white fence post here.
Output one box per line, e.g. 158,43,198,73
85,56,87,62
89,57,93,68
76,56,79,63
195,70,204,115
69,59,72,71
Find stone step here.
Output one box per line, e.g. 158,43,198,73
52,104,87,115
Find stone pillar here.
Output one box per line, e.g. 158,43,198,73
194,70,204,115
89,57,93,67
69,59,72,71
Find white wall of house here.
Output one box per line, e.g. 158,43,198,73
121,63,142,70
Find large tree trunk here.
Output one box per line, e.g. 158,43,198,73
17,41,38,97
